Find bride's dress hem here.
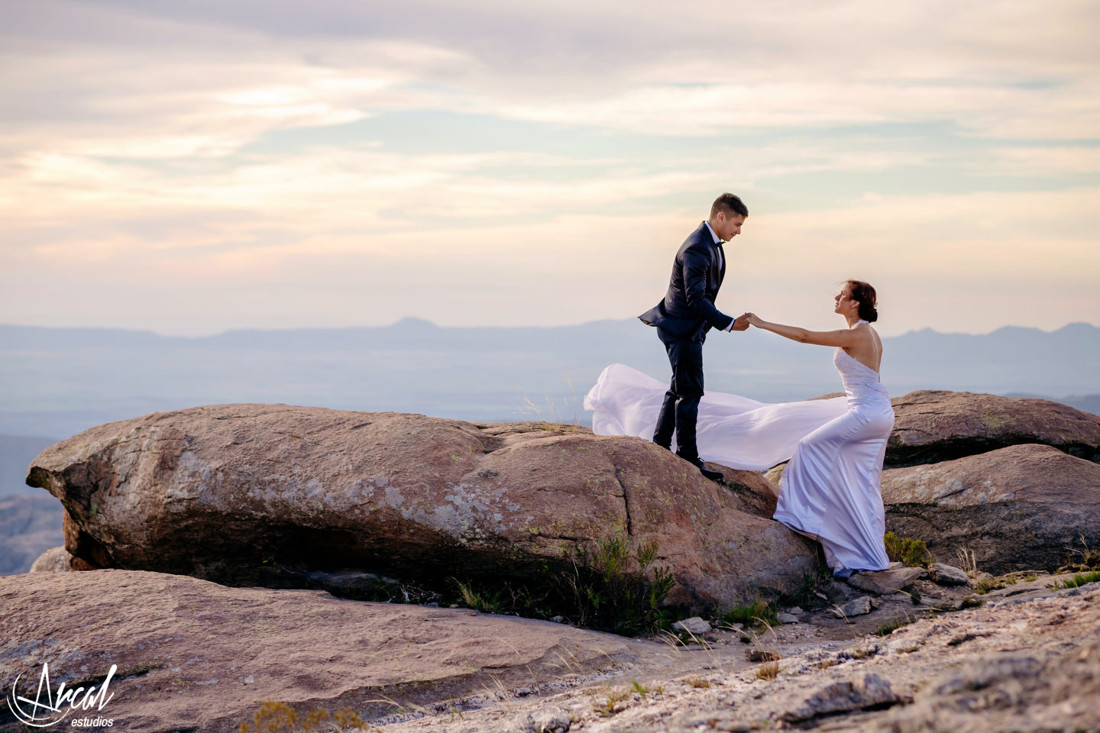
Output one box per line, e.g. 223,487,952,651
772,512,889,577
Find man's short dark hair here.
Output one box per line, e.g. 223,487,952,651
711,193,748,218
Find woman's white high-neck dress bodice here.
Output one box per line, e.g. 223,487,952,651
584,333,894,575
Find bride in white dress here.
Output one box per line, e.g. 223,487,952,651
746,280,892,576
584,280,892,576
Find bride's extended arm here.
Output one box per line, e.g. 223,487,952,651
747,314,860,347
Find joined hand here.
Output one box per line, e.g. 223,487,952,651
730,313,751,332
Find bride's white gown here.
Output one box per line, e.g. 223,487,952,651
584,344,893,575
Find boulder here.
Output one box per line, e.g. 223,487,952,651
928,563,970,586
836,596,874,618
28,545,79,573
847,566,925,595
882,444,1100,574
671,617,711,635
782,673,903,723
0,569,653,733
888,390,1100,467
26,404,821,613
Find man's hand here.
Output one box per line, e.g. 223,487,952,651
730,313,752,331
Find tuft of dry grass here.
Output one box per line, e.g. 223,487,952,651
875,617,911,636
755,661,780,681
975,571,1039,595
974,576,1005,594
1063,536,1100,571
956,547,980,577
850,644,878,660
593,686,632,717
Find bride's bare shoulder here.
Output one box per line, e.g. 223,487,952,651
851,321,878,339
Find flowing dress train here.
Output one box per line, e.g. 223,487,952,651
584,347,893,574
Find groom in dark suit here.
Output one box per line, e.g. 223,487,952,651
639,193,750,481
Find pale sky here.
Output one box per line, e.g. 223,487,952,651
2,0,1098,336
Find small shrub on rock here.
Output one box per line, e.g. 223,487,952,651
884,531,934,567
239,702,363,732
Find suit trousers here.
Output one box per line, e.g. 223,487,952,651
652,328,706,462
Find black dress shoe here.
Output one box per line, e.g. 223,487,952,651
696,464,724,482
677,453,723,481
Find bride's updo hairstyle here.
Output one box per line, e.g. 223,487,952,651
847,280,878,323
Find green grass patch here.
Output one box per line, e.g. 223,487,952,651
452,578,508,614
560,535,675,636
719,597,779,629
1055,570,1100,590
446,532,676,637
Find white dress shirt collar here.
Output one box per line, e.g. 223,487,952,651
703,220,722,244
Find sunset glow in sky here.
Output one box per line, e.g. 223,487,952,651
3,0,1099,336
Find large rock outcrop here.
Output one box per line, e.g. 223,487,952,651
26,404,820,612
882,444,1100,573
887,390,1100,467
0,569,660,733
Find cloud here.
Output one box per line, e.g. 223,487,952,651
740,188,1100,276
988,146,1100,176
5,0,1099,152
1,0,1097,337
4,176,1096,336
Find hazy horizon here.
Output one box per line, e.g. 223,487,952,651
3,317,1099,340
3,320,1098,444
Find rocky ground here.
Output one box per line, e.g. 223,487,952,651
375,575,1100,733
0,570,658,733
5,565,1096,732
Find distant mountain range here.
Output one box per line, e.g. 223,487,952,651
0,435,56,497
2,319,1097,495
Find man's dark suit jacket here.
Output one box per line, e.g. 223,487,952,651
638,221,735,339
